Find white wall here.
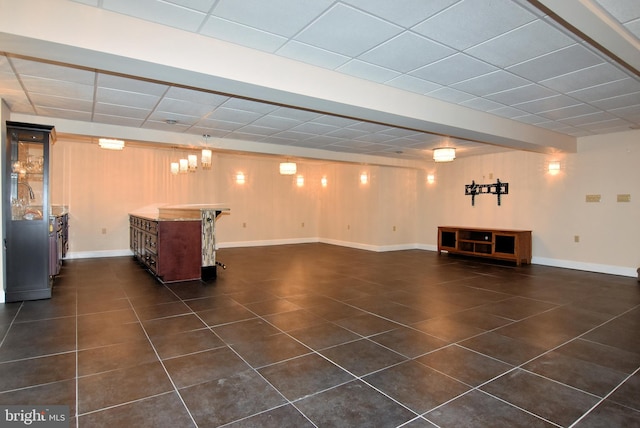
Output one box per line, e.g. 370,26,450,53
47,130,640,277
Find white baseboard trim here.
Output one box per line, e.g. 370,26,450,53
64,244,638,279
532,257,638,278
66,249,133,259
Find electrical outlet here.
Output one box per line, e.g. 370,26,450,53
101,228,107,235
574,235,580,243
393,225,396,231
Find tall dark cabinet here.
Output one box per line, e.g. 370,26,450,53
4,121,56,302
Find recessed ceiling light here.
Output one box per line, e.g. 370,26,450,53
165,119,178,125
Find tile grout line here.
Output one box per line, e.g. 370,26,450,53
161,282,320,427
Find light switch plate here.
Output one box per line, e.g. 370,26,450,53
617,194,631,202
586,194,601,203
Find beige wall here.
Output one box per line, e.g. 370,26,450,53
48,129,640,277
419,129,640,275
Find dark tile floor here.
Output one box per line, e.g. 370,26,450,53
1,243,639,427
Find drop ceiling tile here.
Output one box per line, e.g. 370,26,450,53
386,75,442,94
452,71,530,97
466,20,574,68
221,97,279,114
96,87,160,109
312,115,360,127
94,102,149,119
540,63,629,93
260,136,298,145
513,94,580,114
165,0,217,14
538,104,601,121
427,87,475,103
20,76,94,100
251,115,301,129
559,111,616,126
510,114,548,125
343,0,458,27
143,120,192,132
568,78,640,103
97,74,168,96
326,128,369,139
147,111,200,125
195,118,245,131
411,54,497,85
626,19,640,38
337,60,401,83
200,17,287,52
591,92,640,110
207,107,262,123
5,100,35,115
460,97,505,111
291,122,338,135
295,3,403,57
230,126,279,138
29,93,93,111
508,44,604,82
36,107,92,121
155,98,215,117
348,122,392,133
485,84,557,105
594,0,640,23
353,133,398,144
272,130,316,140
413,0,535,50
270,107,323,122
488,106,529,119
93,113,144,128
277,41,351,69
10,58,96,85
610,104,640,121
165,86,229,106
359,32,454,73
211,0,334,37
102,0,207,32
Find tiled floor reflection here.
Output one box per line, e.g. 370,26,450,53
1,243,639,427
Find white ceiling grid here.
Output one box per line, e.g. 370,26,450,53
0,0,638,162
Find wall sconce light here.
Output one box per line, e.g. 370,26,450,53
280,162,297,175
433,147,455,162
187,154,198,172
201,149,212,169
236,172,246,184
179,158,188,174
98,138,125,150
360,172,368,185
548,161,561,175
321,176,328,187
427,173,435,184
296,175,305,187
170,162,179,175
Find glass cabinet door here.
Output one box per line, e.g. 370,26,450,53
10,131,46,221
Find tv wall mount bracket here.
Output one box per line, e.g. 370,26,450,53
465,179,509,206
